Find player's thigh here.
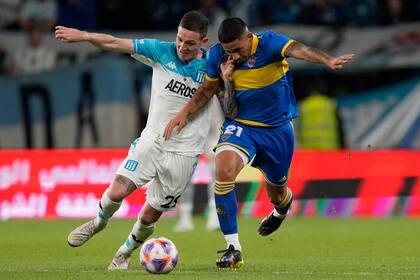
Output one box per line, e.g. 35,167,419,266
146,153,199,212
115,137,159,188
214,119,256,168
251,122,294,186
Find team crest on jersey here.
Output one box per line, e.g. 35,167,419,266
247,55,256,68
221,133,231,141
124,160,138,172
165,61,177,70
196,70,205,83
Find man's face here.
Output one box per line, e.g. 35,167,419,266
221,32,253,63
28,29,43,47
176,26,207,63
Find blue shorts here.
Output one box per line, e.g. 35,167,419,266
215,119,294,186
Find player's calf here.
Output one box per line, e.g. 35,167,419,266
258,188,293,236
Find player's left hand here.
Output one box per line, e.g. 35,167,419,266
55,26,88,43
326,54,355,70
163,111,188,140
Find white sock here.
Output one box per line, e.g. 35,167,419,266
120,220,155,255
94,190,121,228
135,222,155,243
224,233,242,252
273,208,288,218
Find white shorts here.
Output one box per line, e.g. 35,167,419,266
116,137,199,212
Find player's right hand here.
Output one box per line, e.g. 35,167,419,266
163,111,188,140
55,26,89,43
220,56,235,81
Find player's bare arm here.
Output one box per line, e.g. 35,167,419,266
163,79,219,140
216,79,237,119
285,40,355,70
216,56,238,119
55,26,133,53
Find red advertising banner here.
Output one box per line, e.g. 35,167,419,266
1,149,419,219
0,149,212,220
251,150,420,217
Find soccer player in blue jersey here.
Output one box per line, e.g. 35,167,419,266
164,17,354,268
55,11,229,270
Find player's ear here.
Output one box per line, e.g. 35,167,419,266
201,36,209,45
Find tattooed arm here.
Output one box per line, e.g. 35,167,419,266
217,80,238,119
284,41,354,70
216,56,238,119
163,79,219,140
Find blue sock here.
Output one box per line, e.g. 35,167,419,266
214,181,237,235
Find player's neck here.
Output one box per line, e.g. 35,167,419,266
181,50,205,64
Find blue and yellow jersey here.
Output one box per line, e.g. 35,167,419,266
206,31,298,127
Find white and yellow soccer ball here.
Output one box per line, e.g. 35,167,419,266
139,237,179,274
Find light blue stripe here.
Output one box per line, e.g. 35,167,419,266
124,160,138,171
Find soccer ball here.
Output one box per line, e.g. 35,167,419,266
139,237,179,274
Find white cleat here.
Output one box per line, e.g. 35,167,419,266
108,250,131,270
67,220,105,247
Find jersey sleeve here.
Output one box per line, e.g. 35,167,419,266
205,45,221,82
270,33,295,59
131,39,172,67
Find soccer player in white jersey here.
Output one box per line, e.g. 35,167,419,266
55,11,217,270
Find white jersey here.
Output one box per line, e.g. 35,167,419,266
132,39,213,157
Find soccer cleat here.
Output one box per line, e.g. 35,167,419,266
216,245,244,269
67,220,105,247
108,250,132,270
258,211,287,236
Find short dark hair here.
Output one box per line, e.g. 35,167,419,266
218,17,247,43
179,11,208,38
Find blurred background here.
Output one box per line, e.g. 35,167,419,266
0,0,419,220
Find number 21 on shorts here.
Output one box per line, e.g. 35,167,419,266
224,124,243,137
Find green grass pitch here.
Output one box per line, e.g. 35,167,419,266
1,217,419,280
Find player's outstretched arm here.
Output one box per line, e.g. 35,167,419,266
55,26,133,53
163,79,219,140
284,41,354,70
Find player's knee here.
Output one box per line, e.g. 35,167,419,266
107,175,136,202
216,165,238,181
139,204,162,225
140,215,153,225
140,213,160,225
106,185,126,202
